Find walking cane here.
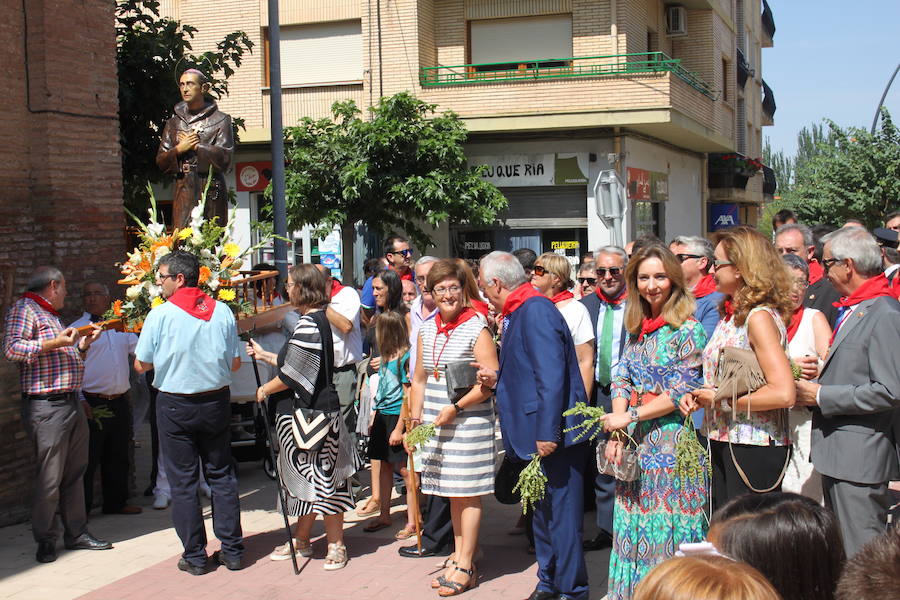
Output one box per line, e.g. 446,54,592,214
401,394,423,554
249,335,300,575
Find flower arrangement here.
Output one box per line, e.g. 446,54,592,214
105,178,268,331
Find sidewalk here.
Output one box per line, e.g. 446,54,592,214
0,422,611,600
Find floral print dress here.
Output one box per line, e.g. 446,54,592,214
607,319,708,600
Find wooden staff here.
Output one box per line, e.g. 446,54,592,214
401,393,423,553
74,319,124,336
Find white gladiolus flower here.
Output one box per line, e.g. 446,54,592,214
126,284,143,300
154,246,171,261
147,223,165,237
148,284,162,298
208,277,220,291
200,248,214,259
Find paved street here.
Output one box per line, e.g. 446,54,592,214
0,421,611,600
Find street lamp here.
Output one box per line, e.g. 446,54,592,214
871,62,900,135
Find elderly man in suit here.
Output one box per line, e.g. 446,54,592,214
477,251,590,600
795,227,900,557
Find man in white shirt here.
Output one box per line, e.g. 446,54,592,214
70,282,141,516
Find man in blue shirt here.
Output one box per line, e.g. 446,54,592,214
134,251,243,575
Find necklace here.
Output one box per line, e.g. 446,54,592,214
431,329,455,380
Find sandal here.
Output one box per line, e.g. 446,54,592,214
431,560,456,589
437,566,477,597
356,499,380,518
269,538,313,561
323,542,348,571
363,519,391,533
394,524,418,540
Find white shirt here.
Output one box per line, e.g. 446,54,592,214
408,295,437,376
329,286,363,367
70,312,139,395
557,300,595,346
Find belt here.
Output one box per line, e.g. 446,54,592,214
24,391,77,402
83,391,127,401
164,385,229,399
334,363,357,372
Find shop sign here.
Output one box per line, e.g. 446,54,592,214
469,153,589,187
709,203,740,231
236,161,273,192
627,167,669,201
463,241,492,251
550,241,579,250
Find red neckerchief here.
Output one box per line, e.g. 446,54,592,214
692,274,717,299
435,307,477,335
832,274,895,308
471,298,490,316
167,287,215,321
502,283,543,316
638,315,667,341
550,290,575,304
23,292,60,317
808,260,825,285
329,280,345,298
390,266,414,282
722,298,735,321
595,287,626,306
786,306,804,342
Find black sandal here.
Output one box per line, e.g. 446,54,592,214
437,566,477,597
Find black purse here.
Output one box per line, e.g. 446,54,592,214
444,360,478,403
494,455,525,505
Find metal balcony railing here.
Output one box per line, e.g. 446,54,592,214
420,51,716,99
762,79,776,118
762,0,776,42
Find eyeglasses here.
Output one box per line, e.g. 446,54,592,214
577,277,597,285
415,275,427,283
156,273,177,282
431,285,461,297
712,259,733,271
675,254,703,263
595,267,623,278
792,278,810,290
390,249,413,257
532,265,548,276
821,257,844,272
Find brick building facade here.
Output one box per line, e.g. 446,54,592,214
0,0,124,525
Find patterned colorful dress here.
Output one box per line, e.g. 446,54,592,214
607,319,708,600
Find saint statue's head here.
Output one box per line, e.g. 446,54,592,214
179,69,210,108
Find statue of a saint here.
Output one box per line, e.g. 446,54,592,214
156,69,234,228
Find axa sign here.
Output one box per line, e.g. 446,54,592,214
709,203,740,231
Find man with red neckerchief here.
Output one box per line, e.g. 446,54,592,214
3,266,110,564
775,223,841,327
670,235,724,341
133,251,243,575
360,236,414,326
795,227,900,557
476,251,590,600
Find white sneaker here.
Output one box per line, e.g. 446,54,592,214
152,493,170,510
269,539,313,561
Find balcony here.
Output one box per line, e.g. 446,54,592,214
762,79,776,124
736,48,753,88
762,165,777,197
761,0,776,47
708,153,763,190
420,52,715,99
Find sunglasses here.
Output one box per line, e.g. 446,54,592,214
389,249,413,257
596,267,623,277
532,265,549,276
577,277,597,285
675,253,703,263
712,259,733,271
821,257,844,272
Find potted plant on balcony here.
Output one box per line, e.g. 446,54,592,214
707,153,764,189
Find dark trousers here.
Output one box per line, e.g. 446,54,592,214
147,374,160,493
709,439,790,512
24,394,89,544
157,389,243,565
533,443,590,600
421,493,453,552
84,394,132,513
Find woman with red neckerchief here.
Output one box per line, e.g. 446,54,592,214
598,244,709,600
407,259,498,597
531,252,596,399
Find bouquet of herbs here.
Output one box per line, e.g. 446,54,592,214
405,422,436,452
674,414,707,483
562,402,607,442
512,454,547,514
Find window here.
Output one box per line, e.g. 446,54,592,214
265,20,362,86
469,15,572,72
722,58,729,102
632,201,664,240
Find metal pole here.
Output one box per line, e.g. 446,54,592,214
871,63,900,135
268,0,288,281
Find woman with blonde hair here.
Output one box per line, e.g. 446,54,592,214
531,252,595,396
598,244,708,599
681,225,795,510
634,556,783,600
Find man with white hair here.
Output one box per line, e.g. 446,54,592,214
476,251,590,600
775,223,841,326
795,227,900,556
669,235,723,341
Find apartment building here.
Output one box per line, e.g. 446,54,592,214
156,0,777,267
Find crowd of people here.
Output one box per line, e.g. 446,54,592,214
3,212,900,599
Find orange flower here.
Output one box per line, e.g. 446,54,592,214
112,300,123,317
199,266,212,284
220,256,233,270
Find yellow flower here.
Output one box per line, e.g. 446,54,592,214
177,227,193,240
217,288,236,302
223,243,241,258
151,296,165,308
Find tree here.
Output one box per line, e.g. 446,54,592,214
790,108,900,228
116,0,252,215
281,92,508,279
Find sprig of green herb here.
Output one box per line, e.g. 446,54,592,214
562,402,607,442
90,405,115,431
789,359,802,380
674,414,707,483
405,423,436,451
512,454,547,514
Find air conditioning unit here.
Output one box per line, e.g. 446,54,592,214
666,5,687,36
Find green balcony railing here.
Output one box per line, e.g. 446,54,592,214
420,51,716,99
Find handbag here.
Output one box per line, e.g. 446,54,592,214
494,455,525,504
444,360,478,403
713,345,791,493
291,312,338,452
596,433,641,482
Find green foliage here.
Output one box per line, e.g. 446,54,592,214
673,414,707,483
116,0,253,215
405,422,436,451
280,92,508,251
512,454,547,515
562,402,606,442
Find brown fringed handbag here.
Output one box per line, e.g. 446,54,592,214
714,347,791,493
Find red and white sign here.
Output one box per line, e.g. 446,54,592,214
236,161,272,192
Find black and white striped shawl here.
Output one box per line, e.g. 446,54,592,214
276,309,339,412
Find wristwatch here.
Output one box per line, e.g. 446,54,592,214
452,400,464,414
628,406,639,423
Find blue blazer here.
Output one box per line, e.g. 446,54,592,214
496,296,588,461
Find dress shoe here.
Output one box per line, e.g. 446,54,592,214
177,557,209,576
398,544,452,558
526,590,558,600
104,505,143,515
212,550,242,571
582,531,612,551
65,532,112,551
36,541,57,563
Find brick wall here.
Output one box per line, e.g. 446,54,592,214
0,0,124,526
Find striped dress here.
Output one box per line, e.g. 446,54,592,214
418,316,495,497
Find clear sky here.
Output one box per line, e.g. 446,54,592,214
761,1,900,158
